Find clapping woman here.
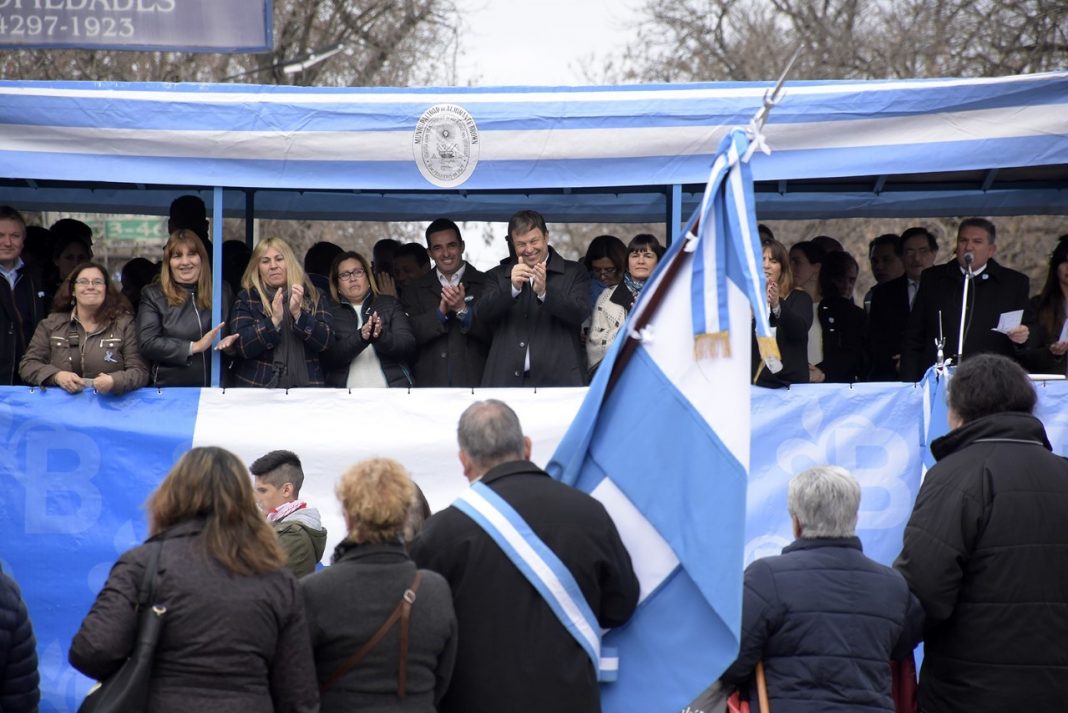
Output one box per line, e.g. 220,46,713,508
19,262,148,394
321,251,415,388
230,237,332,388
754,235,812,387
69,447,319,713
137,229,235,386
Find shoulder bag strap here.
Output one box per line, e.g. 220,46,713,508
395,571,420,700
319,570,422,694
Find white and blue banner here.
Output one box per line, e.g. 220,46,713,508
0,72,1065,221
6,382,1068,712
0,1,272,53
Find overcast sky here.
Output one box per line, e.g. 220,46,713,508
453,0,640,86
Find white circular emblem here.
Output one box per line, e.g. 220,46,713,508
413,103,480,188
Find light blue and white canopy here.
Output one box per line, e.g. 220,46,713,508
0,72,1065,221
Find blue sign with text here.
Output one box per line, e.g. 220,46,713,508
0,0,272,53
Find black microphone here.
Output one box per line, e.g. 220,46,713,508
964,251,974,278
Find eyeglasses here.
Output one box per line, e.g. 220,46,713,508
592,267,618,277
74,278,105,287
337,269,366,281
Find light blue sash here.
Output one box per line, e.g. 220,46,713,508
453,481,618,681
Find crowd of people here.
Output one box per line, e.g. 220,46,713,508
754,219,1068,386
3,200,1065,394
4,357,1067,712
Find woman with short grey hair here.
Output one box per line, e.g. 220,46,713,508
786,465,860,539
722,466,922,712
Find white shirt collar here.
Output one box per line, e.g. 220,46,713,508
436,263,466,287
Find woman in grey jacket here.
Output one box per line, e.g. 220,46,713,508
302,457,457,712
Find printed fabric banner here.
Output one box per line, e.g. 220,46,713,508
0,0,272,53
3,381,1068,712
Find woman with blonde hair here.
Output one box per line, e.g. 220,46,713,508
230,236,332,387
69,446,319,713
137,229,235,386
320,250,415,387
302,458,456,712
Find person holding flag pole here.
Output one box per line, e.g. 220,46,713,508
544,61,795,712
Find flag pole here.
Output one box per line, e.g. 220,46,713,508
605,46,803,395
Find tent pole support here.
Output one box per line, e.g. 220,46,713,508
666,184,682,246
211,186,224,388
244,190,256,247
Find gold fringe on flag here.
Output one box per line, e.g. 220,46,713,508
694,331,732,359
755,335,782,363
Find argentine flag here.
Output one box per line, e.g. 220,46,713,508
547,129,774,712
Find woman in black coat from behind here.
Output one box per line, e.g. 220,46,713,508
321,251,416,388
69,447,319,713
302,457,457,712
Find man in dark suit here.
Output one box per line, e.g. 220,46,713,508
400,218,489,387
410,400,638,713
868,227,939,381
900,218,1031,382
0,206,48,385
475,210,590,386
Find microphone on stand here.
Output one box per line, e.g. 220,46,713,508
957,252,975,365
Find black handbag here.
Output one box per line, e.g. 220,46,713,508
78,541,166,713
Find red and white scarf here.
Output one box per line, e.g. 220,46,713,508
267,500,307,523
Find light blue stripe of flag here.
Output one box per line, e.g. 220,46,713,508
921,365,954,470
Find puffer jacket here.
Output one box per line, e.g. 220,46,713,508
69,519,319,713
18,311,148,394
0,570,40,713
895,411,1068,713
137,282,231,387
722,537,923,713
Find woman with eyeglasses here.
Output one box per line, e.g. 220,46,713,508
230,237,332,388
137,229,236,387
19,262,148,394
321,251,415,387
586,234,664,373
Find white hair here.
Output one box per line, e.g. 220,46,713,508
787,465,861,538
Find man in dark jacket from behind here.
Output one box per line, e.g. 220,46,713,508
0,569,40,713
250,450,327,578
410,399,639,713
722,465,923,712
895,354,1068,712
